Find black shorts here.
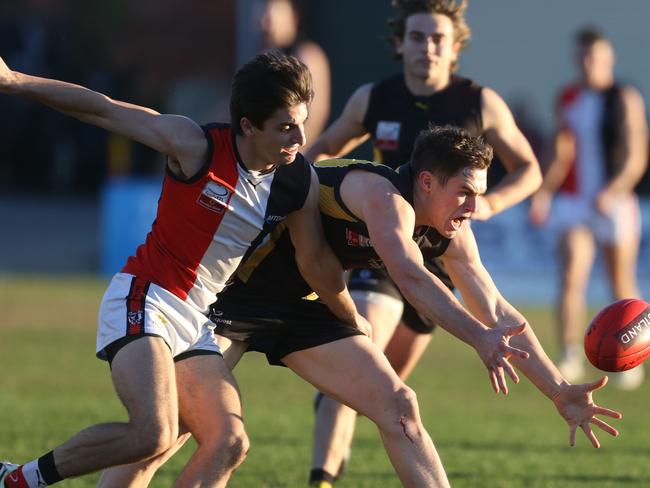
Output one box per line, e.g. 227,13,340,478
348,259,455,335
209,290,364,366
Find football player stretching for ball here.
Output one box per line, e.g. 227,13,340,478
95,126,622,488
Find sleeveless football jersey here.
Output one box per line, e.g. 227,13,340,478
556,84,625,196
231,160,450,299
122,123,311,312
363,74,483,168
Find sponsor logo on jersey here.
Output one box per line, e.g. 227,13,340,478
265,215,285,225
346,228,373,247
375,120,400,151
617,308,650,350
198,181,233,214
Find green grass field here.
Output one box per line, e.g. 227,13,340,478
1,275,649,487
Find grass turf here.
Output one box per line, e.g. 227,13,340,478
1,275,648,487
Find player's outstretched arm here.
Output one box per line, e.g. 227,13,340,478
285,168,371,337
0,56,207,179
443,225,622,445
340,171,528,390
305,83,372,162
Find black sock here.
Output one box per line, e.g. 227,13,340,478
37,451,63,485
309,468,335,485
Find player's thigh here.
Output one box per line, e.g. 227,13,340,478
111,336,178,424
560,227,596,279
282,335,407,418
174,353,245,443
350,290,403,349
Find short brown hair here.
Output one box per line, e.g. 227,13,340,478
575,26,609,48
409,125,493,186
388,0,471,72
230,50,314,135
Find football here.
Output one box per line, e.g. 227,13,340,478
584,298,650,372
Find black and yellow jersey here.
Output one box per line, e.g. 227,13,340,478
364,74,483,168
228,159,450,300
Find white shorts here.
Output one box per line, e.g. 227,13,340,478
96,273,221,361
551,193,641,245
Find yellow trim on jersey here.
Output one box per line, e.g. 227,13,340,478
372,146,384,164
319,185,357,222
237,222,288,284
313,158,380,168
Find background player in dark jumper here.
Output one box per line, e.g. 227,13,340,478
305,1,542,483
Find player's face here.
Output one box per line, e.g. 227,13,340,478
577,40,615,89
422,167,487,238
250,103,308,167
261,0,297,47
395,13,459,82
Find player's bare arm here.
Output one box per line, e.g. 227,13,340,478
294,41,331,145
478,87,542,220
306,83,373,162
528,127,577,226
442,223,622,446
0,56,208,179
339,170,528,391
598,86,648,206
285,168,371,336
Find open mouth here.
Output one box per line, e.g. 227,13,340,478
451,216,469,229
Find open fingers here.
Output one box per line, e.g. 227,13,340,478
569,425,577,447
592,405,622,419
584,376,609,392
580,423,600,448
590,417,619,437
504,344,530,360
501,358,520,385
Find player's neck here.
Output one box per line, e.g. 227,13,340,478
403,71,450,96
235,134,278,173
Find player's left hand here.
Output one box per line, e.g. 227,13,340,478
552,376,622,448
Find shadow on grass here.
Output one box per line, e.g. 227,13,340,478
451,471,650,485
441,439,650,456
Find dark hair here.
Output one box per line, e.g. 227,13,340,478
388,0,470,72
575,26,608,48
230,50,313,135
409,125,493,186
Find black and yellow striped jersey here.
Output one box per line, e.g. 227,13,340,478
229,159,450,300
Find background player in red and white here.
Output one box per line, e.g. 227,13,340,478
0,52,369,488
529,27,648,389
305,1,542,483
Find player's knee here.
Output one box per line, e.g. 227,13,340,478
218,429,250,470
131,418,179,459
373,385,421,430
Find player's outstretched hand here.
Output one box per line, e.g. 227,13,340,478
552,376,622,448
475,323,530,395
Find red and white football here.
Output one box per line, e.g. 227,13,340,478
584,298,650,372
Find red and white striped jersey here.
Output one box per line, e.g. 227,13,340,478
122,123,311,312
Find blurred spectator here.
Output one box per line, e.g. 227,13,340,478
260,0,331,150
